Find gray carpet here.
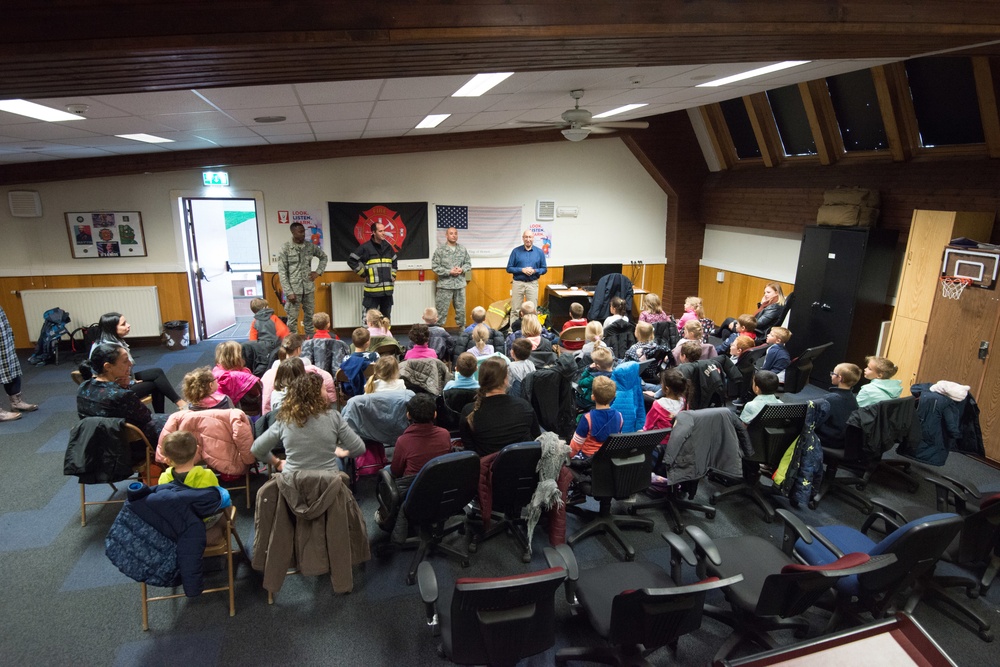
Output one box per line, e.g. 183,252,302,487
2,341,998,666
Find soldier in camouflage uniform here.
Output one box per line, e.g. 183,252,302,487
277,222,328,337
431,227,472,328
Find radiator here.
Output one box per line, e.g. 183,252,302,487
20,287,161,342
329,281,435,327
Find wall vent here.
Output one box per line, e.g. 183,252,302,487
535,199,555,221
8,191,42,217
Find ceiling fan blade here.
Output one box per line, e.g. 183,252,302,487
521,126,563,132
585,126,617,134
513,120,567,127
590,121,649,129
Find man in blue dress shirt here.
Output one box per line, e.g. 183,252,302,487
506,230,547,314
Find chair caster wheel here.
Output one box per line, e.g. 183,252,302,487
624,552,636,562
521,552,532,564
672,525,683,535
467,542,478,553
709,497,719,506
808,500,818,510
763,514,773,524
967,587,980,600
645,524,654,533
461,560,470,568
406,575,416,586
979,630,993,642
706,511,716,520
626,507,637,516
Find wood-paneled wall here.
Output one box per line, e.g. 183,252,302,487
697,266,795,326
2,273,193,349
264,264,666,329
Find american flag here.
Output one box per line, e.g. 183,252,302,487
435,205,522,257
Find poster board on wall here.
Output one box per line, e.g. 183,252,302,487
65,211,147,258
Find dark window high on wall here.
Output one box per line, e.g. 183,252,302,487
826,69,888,152
766,85,817,156
719,97,761,159
905,57,984,147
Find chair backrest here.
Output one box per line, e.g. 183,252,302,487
746,402,808,466
957,494,1000,564
610,576,741,650
591,429,668,500
448,566,566,665
403,451,480,525
438,388,479,431
375,342,402,358
559,326,587,343
757,551,892,618
844,396,916,461
652,320,680,349
783,341,833,393
736,344,770,401
489,442,542,515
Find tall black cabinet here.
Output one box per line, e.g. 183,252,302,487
787,226,898,386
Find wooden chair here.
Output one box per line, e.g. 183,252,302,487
334,366,374,409
140,505,247,630
79,423,155,527
558,325,586,355
215,465,254,509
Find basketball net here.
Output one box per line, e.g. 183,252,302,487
940,276,972,300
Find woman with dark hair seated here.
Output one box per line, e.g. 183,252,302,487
460,357,540,456
77,343,168,446
92,312,186,412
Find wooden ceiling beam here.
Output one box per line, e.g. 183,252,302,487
871,63,914,162
798,79,841,165
972,56,1000,158
744,94,784,168
698,105,737,170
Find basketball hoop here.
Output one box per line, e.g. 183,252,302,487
940,276,973,300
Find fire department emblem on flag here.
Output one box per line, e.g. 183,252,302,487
353,205,408,249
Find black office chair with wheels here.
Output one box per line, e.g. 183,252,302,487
468,441,542,563
781,341,833,394
709,402,807,523
732,343,769,403
567,429,667,561
547,540,743,666
399,451,480,585
416,559,567,666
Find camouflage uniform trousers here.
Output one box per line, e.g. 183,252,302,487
435,286,466,329
285,290,316,337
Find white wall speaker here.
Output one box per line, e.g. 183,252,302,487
535,199,555,221
8,191,42,217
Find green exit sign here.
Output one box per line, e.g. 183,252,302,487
203,171,230,186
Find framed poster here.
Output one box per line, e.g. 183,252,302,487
65,211,147,258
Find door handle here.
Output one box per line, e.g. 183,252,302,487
820,303,831,311
197,268,208,281
225,260,232,272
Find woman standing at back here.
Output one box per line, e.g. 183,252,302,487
92,312,186,412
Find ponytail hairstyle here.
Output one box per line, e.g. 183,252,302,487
472,324,490,352
366,309,391,331
659,368,692,408
365,355,399,393
274,357,306,392
181,366,216,404
465,357,507,431
277,333,304,361
684,296,705,318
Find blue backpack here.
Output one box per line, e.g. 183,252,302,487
29,307,71,366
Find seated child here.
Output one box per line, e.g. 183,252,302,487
159,431,228,543
378,394,454,541
676,296,704,332
248,297,290,347
465,305,487,334
366,309,390,336
857,356,902,407
578,321,604,358
644,368,688,434
365,355,406,393
469,324,495,358
729,335,755,364
269,357,305,414
212,340,261,409
816,362,861,448
506,339,536,387
760,326,792,381
570,376,624,459
560,302,589,351
740,370,782,424
716,313,757,355
577,346,614,411
639,293,671,325
183,367,234,411
444,353,481,391
422,307,451,357
404,323,438,360
625,321,659,362
603,296,629,329
672,320,716,364
340,327,378,397
311,312,337,339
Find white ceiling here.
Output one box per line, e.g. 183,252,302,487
0,57,901,165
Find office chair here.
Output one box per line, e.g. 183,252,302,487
468,442,542,562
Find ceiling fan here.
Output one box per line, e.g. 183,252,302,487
517,89,649,141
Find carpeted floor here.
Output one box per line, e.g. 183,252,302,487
2,340,998,666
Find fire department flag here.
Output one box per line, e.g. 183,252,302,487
328,202,429,261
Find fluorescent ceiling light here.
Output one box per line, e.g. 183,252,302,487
452,73,514,97
415,114,450,129
116,133,174,143
696,61,812,87
593,103,648,119
0,99,84,122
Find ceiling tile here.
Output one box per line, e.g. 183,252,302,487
380,75,470,100
196,85,300,110
98,90,215,115
370,98,441,119
294,79,384,104
147,111,242,131
304,102,375,122
224,106,308,125
310,119,369,134
251,122,314,137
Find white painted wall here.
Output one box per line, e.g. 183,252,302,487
700,225,801,283
0,139,668,277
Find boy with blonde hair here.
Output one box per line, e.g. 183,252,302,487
857,356,901,407
159,431,229,542
559,302,588,351
464,306,487,333
577,346,614,410
625,321,658,362
340,327,378,397
311,312,333,339
817,362,862,448
761,326,792,380
570,376,624,459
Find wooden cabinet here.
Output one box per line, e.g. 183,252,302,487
884,210,995,394
787,226,897,386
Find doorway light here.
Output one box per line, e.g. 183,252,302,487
0,99,85,122
415,114,450,129
116,133,174,143
696,61,811,87
452,73,514,97
593,103,648,119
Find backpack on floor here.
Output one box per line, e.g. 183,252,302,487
28,307,72,366
69,322,101,361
